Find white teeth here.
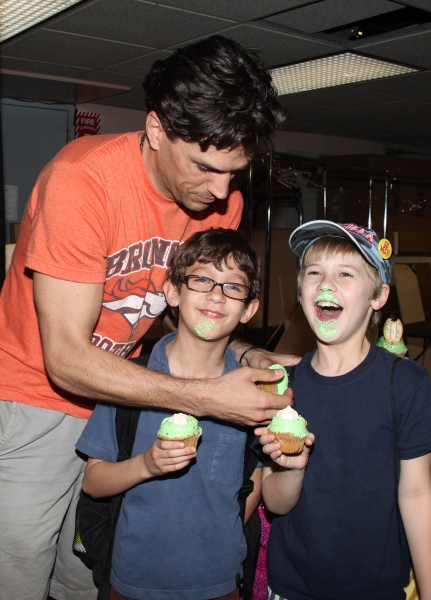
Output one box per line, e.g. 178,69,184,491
316,301,339,308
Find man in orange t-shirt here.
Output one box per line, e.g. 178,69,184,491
0,36,294,600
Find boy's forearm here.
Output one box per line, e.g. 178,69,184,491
82,456,151,499
399,454,431,600
399,492,431,600
261,464,305,515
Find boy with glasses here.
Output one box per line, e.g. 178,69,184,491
76,228,313,600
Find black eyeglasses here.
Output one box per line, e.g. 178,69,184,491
180,275,250,301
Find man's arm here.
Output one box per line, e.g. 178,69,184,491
34,273,289,425
229,338,301,369
399,453,431,600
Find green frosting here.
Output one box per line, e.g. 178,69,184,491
315,317,338,338
195,319,216,339
268,409,309,438
158,413,202,439
268,364,289,395
375,336,407,355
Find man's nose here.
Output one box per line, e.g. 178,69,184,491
207,173,232,200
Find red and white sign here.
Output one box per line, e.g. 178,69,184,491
75,111,101,137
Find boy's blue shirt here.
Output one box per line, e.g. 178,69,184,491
76,332,250,600
268,342,431,600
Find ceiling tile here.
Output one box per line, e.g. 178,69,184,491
350,70,431,99
280,85,401,108
152,0,315,22
205,23,343,68
267,0,400,34
2,30,151,70
105,50,173,77
48,0,235,48
0,56,92,79
396,0,431,11
342,99,431,124
357,27,431,69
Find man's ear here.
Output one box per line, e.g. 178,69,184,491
239,299,259,324
163,279,180,308
145,111,164,151
371,283,390,311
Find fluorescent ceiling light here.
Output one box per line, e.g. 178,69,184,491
0,0,83,43
270,52,420,95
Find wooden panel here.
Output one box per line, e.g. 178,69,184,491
9,222,21,244
275,304,316,357
393,263,425,324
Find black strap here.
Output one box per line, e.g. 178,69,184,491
390,357,402,545
97,355,149,600
289,365,296,389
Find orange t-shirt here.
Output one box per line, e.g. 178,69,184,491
0,132,243,418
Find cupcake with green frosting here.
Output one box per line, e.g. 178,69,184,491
376,336,407,358
268,406,309,454
257,364,289,395
158,413,202,447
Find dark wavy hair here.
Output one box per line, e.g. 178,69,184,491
143,35,286,154
167,228,261,304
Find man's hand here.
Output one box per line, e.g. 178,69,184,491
255,427,315,469
202,366,294,426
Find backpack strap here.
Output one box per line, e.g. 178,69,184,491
97,354,149,600
390,357,402,545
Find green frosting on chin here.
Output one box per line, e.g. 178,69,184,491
268,364,289,394
375,337,407,355
158,414,202,439
269,415,309,437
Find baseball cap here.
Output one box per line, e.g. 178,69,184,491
289,220,392,285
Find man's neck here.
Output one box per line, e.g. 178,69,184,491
311,334,371,377
165,329,228,379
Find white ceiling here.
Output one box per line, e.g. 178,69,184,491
2,0,431,152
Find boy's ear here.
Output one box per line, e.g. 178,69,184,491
239,299,259,324
163,279,180,307
371,283,390,311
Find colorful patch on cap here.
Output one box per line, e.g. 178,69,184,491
342,223,375,244
378,239,392,259
383,318,403,343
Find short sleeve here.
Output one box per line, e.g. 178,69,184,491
76,403,119,462
395,360,431,460
25,160,110,283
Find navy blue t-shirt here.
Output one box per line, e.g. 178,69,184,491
76,333,248,600
268,343,431,600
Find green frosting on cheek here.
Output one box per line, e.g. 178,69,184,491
316,317,338,338
195,319,216,339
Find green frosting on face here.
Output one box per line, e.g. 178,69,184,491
158,414,202,439
376,336,407,355
316,317,338,338
269,415,309,437
268,364,289,394
195,319,216,339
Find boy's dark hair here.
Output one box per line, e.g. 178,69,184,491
143,35,286,155
167,228,261,304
